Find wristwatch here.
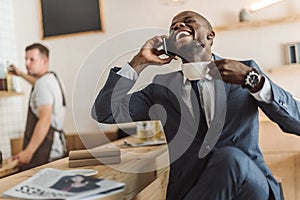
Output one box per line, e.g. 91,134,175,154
243,68,261,89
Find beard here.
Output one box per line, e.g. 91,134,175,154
171,39,211,63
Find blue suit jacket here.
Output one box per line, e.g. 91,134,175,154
93,55,300,200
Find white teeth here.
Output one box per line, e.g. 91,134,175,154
176,31,191,41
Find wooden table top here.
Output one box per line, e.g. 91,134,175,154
0,159,19,179
0,137,169,200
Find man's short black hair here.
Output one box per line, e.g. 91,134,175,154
26,43,49,58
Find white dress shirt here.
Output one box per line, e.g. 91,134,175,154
117,62,273,127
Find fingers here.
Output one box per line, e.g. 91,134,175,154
152,35,165,49
143,35,167,49
9,64,17,71
208,59,252,85
13,151,30,166
150,53,175,65
8,64,19,76
208,59,235,80
209,59,227,70
141,35,176,64
11,155,21,167
8,64,15,72
130,35,176,73
8,158,18,168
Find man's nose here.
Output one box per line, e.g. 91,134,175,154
172,22,186,30
25,60,30,68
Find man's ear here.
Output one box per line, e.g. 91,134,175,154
43,56,49,64
207,30,215,40
207,30,215,46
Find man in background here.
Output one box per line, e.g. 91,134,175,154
10,43,66,170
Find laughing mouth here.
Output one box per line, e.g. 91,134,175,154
175,31,192,41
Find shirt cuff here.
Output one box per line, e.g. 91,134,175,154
250,76,273,103
116,62,139,81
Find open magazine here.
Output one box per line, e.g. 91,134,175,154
2,168,125,200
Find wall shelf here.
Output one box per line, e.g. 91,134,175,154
214,15,300,32
266,64,300,73
0,91,24,97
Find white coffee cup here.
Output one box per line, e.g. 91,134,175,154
182,61,212,80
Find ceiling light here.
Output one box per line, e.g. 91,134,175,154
249,0,285,13
239,0,287,22
160,0,189,6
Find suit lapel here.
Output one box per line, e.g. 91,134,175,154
214,80,229,116
213,54,231,99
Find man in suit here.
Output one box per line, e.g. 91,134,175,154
92,10,300,200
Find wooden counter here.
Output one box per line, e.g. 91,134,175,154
0,137,170,200
0,160,19,179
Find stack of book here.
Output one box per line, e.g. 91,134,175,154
68,146,121,168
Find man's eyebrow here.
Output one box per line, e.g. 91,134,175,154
170,16,196,27
184,16,197,21
170,21,177,27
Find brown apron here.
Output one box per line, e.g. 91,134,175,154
21,72,66,171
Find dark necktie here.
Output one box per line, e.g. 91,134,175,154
190,80,208,138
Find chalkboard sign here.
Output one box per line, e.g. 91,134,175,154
39,0,104,39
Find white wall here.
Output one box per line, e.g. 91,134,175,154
0,0,23,159
12,0,300,134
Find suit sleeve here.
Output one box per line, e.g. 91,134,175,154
91,67,153,124
250,60,300,135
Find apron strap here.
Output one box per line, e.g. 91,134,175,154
48,71,66,106
48,71,67,155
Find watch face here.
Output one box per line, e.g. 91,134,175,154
245,70,260,88
249,74,259,85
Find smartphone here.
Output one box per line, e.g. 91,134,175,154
162,38,177,57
